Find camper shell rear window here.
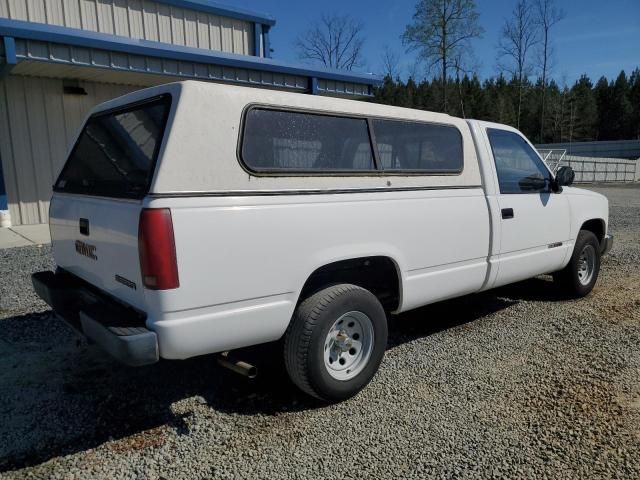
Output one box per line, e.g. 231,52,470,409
54,94,171,199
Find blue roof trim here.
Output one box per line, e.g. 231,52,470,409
158,0,275,26
253,22,261,57
3,36,16,64
0,18,382,86
263,25,272,59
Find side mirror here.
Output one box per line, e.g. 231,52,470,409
519,174,547,191
554,166,575,191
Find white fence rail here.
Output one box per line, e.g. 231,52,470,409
538,149,566,174
538,151,638,183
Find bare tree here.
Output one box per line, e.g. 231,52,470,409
534,0,565,142
381,46,400,79
407,60,421,82
452,52,475,118
296,14,365,70
497,0,540,129
402,0,483,110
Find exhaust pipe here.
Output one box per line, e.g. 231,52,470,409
217,353,257,379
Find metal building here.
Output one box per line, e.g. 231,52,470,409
0,0,381,226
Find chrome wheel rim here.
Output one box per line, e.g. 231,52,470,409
323,311,374,381
577,244,596,286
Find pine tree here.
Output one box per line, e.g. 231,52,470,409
596,72,633,140
630,68,640,139
594,76,611,140
570,75,597,141
543,80,563,142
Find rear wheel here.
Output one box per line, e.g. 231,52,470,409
284,284,387,402
553,230,601,297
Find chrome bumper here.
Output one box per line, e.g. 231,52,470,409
601,234,614,256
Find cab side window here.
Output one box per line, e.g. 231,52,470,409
487,129,552,194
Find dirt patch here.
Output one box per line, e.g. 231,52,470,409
106,427,168,453
585,271,640,325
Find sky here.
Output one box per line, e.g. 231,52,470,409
232,0,640,86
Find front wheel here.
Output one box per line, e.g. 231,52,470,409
284,284,388,402
553,230,601,297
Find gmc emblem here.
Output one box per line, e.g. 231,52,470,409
75,240,97,260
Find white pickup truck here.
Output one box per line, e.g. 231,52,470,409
32,81,612,402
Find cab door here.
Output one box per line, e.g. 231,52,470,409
485,128,571,288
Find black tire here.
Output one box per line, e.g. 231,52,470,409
553,230,601,297
284,284,388,402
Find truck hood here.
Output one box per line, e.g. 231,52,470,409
562,186,607,202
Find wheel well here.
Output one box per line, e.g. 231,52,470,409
580,219,605,244
299,256,401,312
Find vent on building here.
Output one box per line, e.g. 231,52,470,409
63,80,87,96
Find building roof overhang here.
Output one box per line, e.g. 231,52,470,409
0,18,382,95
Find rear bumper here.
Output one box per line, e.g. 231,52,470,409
601,234,614,256
31,270,158,366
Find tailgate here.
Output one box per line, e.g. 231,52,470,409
50,195,145,310
49,94,172,311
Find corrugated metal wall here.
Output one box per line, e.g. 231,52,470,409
0,0,254,55
0,76,137,224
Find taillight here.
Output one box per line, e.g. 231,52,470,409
138,208,179,290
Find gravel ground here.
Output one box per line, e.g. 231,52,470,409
1,184,639,479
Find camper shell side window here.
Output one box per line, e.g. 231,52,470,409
239,106,465,176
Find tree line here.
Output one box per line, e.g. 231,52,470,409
296,0,640,142
374,69,640,143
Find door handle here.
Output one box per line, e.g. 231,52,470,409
501,208,514,219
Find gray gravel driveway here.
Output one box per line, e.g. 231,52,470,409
0,184,638,479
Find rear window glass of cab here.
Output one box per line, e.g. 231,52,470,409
241,107,463,174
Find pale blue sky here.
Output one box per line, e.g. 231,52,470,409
234,0,640,85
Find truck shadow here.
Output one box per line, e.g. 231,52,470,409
0,276,562,472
